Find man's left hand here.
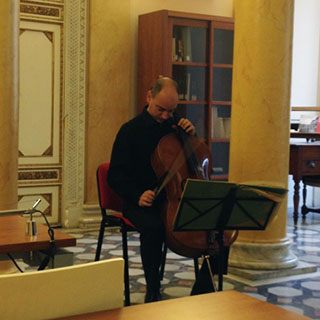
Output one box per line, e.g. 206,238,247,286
177,118,196,135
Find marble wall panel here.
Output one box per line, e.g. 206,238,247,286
19,0,64,225
19,20,61,165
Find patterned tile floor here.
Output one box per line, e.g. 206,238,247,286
19,211,320,319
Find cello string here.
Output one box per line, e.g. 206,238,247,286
154,141,203,198
154,148,186,197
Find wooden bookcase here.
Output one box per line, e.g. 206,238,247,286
138,10,234,180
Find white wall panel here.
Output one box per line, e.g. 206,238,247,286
19,21,61,165
19,0,64,225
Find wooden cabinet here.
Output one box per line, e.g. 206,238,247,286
138,10,234,180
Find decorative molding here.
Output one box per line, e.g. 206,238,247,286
42,145,53,156
18,168,60,183
22,0,64,3
78,204,101,229
41,193,53,216
20,4,60,17
18,193,53,217
19,145,54,158
44,31,53,42
20,1,64,22
79,205,123,230
18,186,60,225
62,0,87,227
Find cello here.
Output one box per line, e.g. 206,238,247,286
151,115,238,259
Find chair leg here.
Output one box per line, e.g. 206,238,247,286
121,224,131,306
160,243,167,281
302,183,309,218
95,220,106,261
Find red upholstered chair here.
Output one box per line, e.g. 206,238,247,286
95,162,167,306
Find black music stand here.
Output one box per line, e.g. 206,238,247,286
173,179,287,291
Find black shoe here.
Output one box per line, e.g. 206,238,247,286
144,290,161,303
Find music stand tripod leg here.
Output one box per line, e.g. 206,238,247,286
217,229,224,291
203,255,217,292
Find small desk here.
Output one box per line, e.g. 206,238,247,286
0,216,76,254
290,132,320,140
289,141,320,223
60,291,311,320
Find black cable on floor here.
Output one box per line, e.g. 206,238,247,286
7,253,24,273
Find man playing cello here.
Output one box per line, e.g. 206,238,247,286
108,76,195,303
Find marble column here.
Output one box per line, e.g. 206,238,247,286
0,1,19,273
228,0,297,269
0,1,19,210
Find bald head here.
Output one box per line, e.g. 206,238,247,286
150,77,178,98
147,77,179,123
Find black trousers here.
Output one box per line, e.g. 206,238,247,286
124,201,165,292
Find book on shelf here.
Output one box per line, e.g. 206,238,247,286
185,73,191,101
172,26,192,62
176,72,186,100
181,27,192,62
223,118,231,138
174,68,187,100
175,69,200,101
212,167,224,174
212,108,231,139
172,37,178,62
212,108,224,138
178,39,183,61
190,79,197,101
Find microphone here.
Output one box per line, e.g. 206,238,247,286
22,198,42,214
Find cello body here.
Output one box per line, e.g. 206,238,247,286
152,132,237,258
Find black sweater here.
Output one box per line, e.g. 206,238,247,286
108,107,175,207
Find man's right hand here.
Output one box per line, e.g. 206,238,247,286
138,190,155,207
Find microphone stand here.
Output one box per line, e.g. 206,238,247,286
5,200,56,272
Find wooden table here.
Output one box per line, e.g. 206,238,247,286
289,142,320,223
0,215,76,254
60,291,312,320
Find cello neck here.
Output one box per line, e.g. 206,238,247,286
173,114,208,180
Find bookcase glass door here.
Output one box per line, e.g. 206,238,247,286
211,26,234,180
172,25,207,63
171,21,210,155
173,65,206,101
